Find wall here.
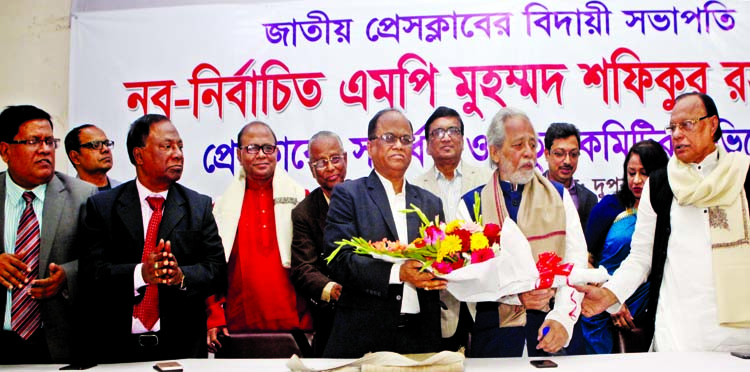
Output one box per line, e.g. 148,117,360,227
0,0,72,172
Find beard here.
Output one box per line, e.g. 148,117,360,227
499,155,535,185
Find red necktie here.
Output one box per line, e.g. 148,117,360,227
133,196,164,331
11,192,41,340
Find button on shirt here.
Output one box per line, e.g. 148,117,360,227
434,163,463,221
3,176,46,331
375,171,420,314
606,149,750,351
132,179,169,333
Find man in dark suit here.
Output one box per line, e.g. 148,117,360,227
80,114,226,363
323,108,446,358
291,131,347,356
0,105,96,364
543,122,598,232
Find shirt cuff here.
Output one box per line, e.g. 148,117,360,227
134,263,146,296
389,262,403,284
500,294,521,305
321,281,337,302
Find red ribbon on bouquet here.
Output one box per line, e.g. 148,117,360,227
535,251,574,289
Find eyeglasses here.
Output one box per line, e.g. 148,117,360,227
6,137,60,149
80,140,115,150
665,114,711,135
240,143,277,155
550,149,580,160
429,127,462,139
310,154,345,170
368,133,415,146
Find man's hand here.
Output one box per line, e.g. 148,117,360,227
611,303,636,329
519,288,555,311
29,263,66,299
536,319,567,353
572,284,619,317
399,260,447,291
207,326,229,353
330,283,342,302
0,253,29,290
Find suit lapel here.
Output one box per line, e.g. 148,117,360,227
40,174,65,274
116,182,145,247
158,184,186,240
366,172,399,240
313,189,329,234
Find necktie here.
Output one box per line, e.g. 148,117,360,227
133,196,165,331
11,191,41,340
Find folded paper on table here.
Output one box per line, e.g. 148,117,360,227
441,217,610,302
286,350,465,372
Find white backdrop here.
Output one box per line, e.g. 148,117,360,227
69,0,750,198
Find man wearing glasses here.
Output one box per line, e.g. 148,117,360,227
413,106,492,352
543,122,598,233
0,105,96,363
64,124,120,191
323,108,445,357
207,121,311,355
576,92,750,352
290,131,347,356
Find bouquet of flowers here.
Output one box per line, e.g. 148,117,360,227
326,195,610,302
325,200,501,275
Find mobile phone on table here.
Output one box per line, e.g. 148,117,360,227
530,359,558,368
153,361,183,372
731,351,750,359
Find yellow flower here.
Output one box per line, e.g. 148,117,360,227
470,232,489,251
437,235,463,262
445,220,464,234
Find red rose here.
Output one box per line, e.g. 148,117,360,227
450,257,466,271
453,229,472,252
471,248,495,264
483,223,501,245
413,237,426,248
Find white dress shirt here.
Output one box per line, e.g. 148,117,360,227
374,171,420,314
434,162,464,221
131,178,169,333
604,150,750,351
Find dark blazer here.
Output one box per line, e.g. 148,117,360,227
322,171,444,358
575,182,599,234
0,172,96,363
291,187,332,303
79,180,226,363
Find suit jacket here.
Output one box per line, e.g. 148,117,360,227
413,162,493,337
575,182,598,234
290,187,332,304
323,171,444,357
0,171,96,363
79,180,226,363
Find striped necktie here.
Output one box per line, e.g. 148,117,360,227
11,191,41,340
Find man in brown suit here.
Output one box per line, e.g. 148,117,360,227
290,131,347,356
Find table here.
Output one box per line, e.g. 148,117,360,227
2,352,748,371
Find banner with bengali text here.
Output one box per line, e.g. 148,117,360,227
69,0,750,199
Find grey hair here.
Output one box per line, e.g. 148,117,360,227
486,107,533,149
309,130,344,149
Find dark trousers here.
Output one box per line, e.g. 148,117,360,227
440,302,473,352
470,305,587,358
0,329,51,365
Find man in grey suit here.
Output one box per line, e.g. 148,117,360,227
413,106,492,351
0,105,96,364
64,124,121,191
323,108,446,358
543,122,598,233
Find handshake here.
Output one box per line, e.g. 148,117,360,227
143,239,184,287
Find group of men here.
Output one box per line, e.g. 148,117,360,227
0,90,748,365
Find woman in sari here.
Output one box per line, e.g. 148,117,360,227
581,139,668,354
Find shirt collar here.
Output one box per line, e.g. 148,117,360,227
692,148,720,177
374,170,403,198
434,161,463,181
135,178,169,203
5,173,47,205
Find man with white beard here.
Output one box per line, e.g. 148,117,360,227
456,107,587,357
